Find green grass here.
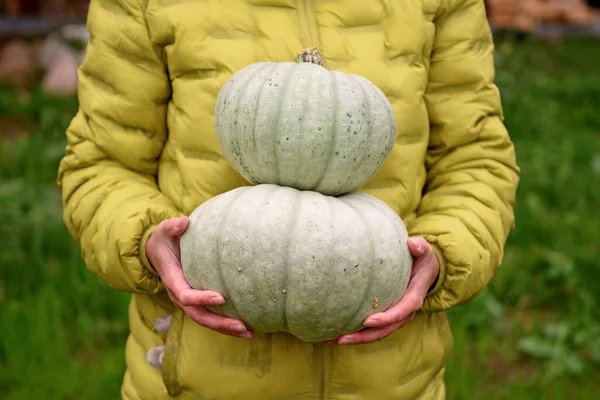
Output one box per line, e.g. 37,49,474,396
1,36,599,399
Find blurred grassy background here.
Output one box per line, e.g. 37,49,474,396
1,35,600,399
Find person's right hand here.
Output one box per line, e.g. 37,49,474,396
145,216,253,340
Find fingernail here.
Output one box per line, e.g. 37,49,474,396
174,218,181,230
209,296,225,305
338,336,354,345
233,332,252,340
230,323,247,333
365,318,380,327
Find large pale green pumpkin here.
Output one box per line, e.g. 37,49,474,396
214,47,396,196
180,184,412,342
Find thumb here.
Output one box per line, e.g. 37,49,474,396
158,216,189,238
407,237,429,257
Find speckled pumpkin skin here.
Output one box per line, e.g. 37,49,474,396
180,184,412,342
214,57,397,196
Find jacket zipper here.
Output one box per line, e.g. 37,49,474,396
298,0,320,49
314,342,331,399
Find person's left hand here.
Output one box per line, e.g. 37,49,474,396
327,237,440,345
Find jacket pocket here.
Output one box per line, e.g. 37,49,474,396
161,309,185,397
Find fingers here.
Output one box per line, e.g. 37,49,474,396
406,236,440,290
153,218,225,307
336,313,416,345
407,237,429,257
157,216,189,238
179,302,252,339
184,305,252,338
162,263,225,306
165,288,252,340
152,217,251,340
363,290,423,328
145,217,189,272
356,237,440,342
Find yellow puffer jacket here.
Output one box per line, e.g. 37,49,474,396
57,0,519,399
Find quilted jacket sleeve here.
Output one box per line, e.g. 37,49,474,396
407,0,520,312
57,0,183,294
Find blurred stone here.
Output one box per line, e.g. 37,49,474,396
42,53,79,96
37,25,88,72
60,24,90,44
0,39,39,91
38,24,88,96
37,33,78,70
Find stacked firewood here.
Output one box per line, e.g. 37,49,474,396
1,0,599,96
0,25,88,95
486,0,600,32
3,0,88,17
3,0,600,32
0,0,89,95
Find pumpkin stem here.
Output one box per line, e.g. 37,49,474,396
295,46,325,67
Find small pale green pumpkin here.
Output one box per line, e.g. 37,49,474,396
180,184,412,342
214,47,396,196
